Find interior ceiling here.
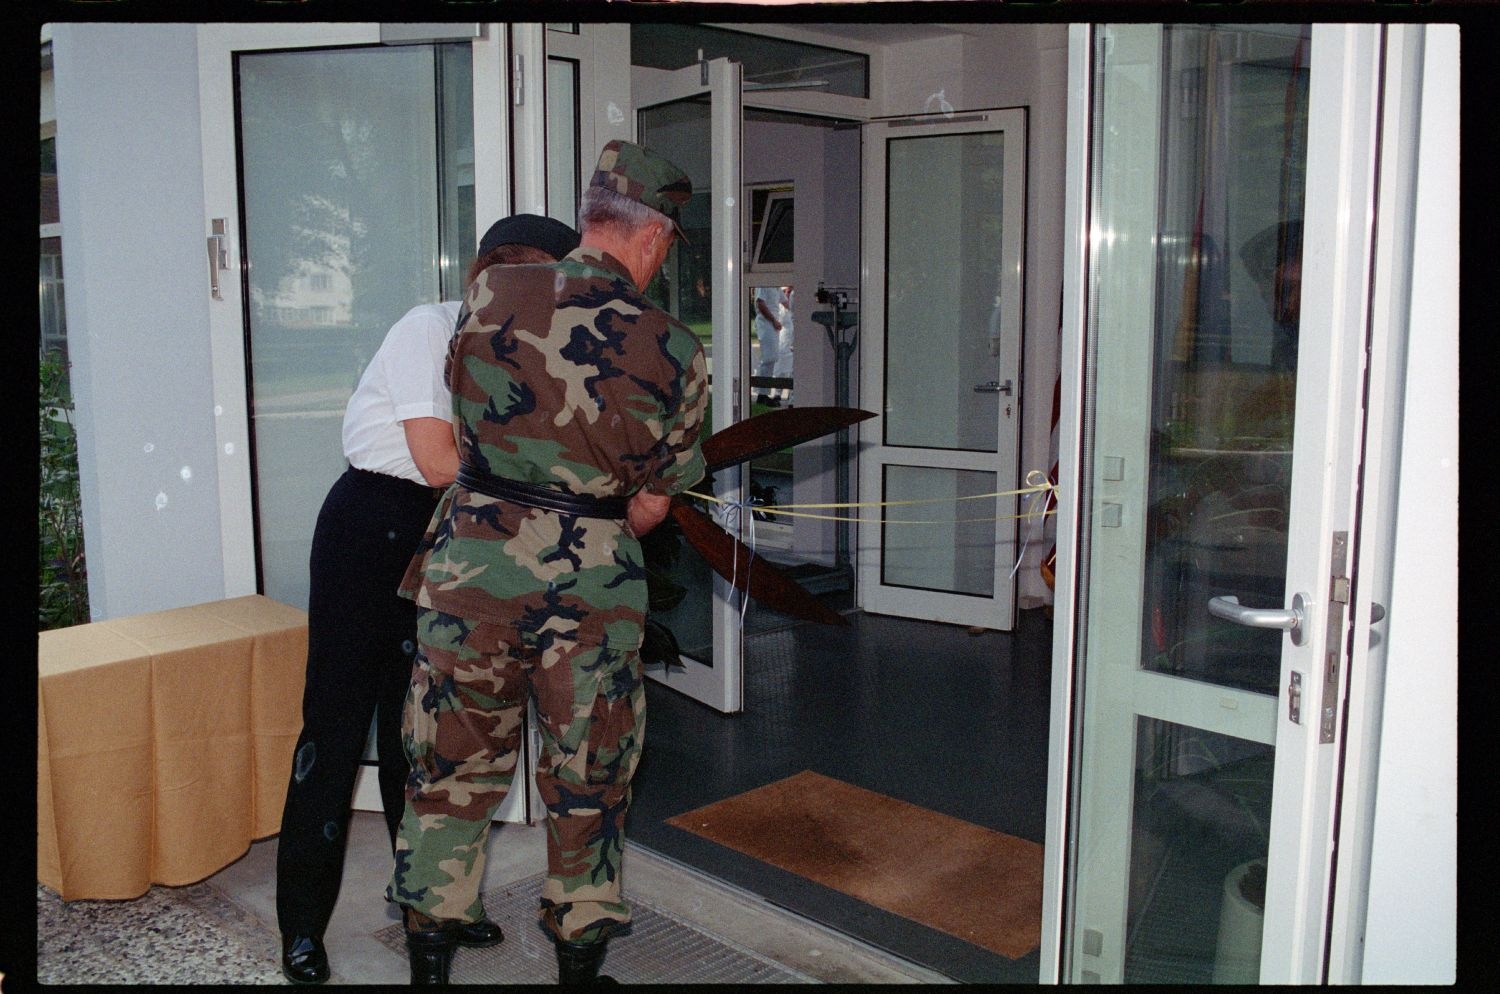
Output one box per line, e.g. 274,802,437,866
723,22,1009,46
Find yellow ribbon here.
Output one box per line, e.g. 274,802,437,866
685,470,1059,525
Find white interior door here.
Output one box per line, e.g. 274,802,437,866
633,58,747,713
1058,23,1386,983
856,109,1026,632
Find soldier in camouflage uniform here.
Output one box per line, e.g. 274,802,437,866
386,140,707,986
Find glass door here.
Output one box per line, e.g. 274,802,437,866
231,36,535,823
1061,23,1385,983
857,110,1026,631
237,42,475,609
634,58,747,713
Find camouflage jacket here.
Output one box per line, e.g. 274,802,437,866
398,246,709,650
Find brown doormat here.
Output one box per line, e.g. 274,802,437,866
664,770,1043,959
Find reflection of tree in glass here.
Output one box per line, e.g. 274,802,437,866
240,49,443,393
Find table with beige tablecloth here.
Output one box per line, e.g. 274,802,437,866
37,595,307,901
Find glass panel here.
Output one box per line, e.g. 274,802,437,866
638,97,713,349
238,44,473,608
41,138,66,370
546,58,579,227
639,95,716,665
1125,718,1272,983
40,236,67,364
1141,26,1308,695
756,196,794,266
631,23,868,98
881,465,996,596
749,284,794,409
437,44,475,301
41,136,60,225
884,131,1004,452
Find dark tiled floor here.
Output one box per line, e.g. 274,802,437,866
630,607,1054,984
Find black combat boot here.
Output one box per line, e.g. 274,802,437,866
403,908,459,986
454,917,505,948
554,937,619,986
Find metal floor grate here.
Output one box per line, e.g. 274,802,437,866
373,873,815,984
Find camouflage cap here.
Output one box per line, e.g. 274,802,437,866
589,139,693,245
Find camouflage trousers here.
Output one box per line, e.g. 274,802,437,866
385,609,646,944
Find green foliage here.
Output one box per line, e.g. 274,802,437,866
39,350,88,630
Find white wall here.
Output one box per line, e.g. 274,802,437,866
52,23,229,621
876,34,969,114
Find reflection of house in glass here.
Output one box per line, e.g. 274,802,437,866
262,261,355,329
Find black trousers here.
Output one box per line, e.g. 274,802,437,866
275,466,442,937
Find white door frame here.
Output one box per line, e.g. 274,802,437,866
633,58,748,714
856,108,1027,632
1323,24,1458,983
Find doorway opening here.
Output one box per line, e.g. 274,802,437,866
625,87,1054,984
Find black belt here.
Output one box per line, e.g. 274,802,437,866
455,463,629,519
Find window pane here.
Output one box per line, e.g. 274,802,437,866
1139,26,1308,696
40,236,66,363
632,24,868,99
638,96,715,666
884,131,1005,452
1125,718,1272,983
238,44,472,608
881,465,996,596
756,197,794,265
546,58,579,227
41,136,60,226
437,43,475,301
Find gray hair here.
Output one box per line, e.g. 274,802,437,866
578,184,672,239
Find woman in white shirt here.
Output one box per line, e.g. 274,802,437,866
276,215,581,986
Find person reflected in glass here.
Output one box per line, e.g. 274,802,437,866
1269,221,1302,372
753,284,793,405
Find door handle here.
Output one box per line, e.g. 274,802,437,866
206,217,228,301
1208,592,1309,646
974,379,1013,395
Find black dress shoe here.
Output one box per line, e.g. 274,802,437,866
454,917,505,948
281,933,330,985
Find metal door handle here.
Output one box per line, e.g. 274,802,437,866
206,217,228,301
974,379,1013,395
1208,593,1308,646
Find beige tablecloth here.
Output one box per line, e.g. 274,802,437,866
37,595,308,900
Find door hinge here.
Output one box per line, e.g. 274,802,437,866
513,53,524,106
1318,531,1350,744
